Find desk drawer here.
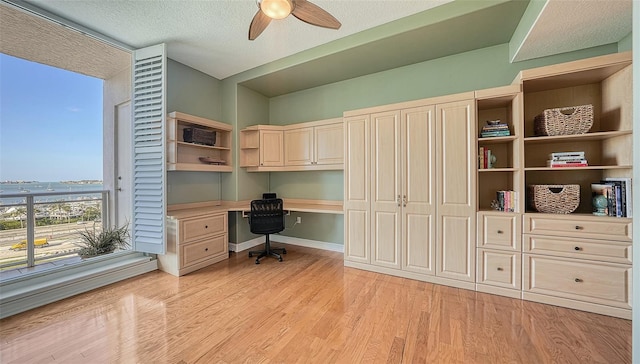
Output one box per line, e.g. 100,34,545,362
477,212,520,251
523,254,631,309
181,234,227,268
477,249,521,290
524,214,631,241
524,235,632,264
181,213,227,242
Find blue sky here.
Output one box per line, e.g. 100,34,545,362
0,53,103,182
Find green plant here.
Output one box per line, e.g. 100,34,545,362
76,222,130,257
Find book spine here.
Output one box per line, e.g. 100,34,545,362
479,147,485,169
550,151,585,157
547,163,588,168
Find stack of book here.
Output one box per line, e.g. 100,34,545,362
591,178,633,217
547,151,588,168
480,120,510,138
478,146,495,169
494,190,517,212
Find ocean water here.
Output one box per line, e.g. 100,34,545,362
0,181,104,206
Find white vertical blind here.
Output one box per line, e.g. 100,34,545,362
131,44,166,254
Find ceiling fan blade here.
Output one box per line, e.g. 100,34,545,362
249,10,272,40
292,0,341,29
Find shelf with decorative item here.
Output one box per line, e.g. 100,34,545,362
167,111,233,172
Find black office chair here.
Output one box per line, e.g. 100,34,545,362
248,198,287,264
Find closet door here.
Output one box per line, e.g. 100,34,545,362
344,115,370,264
402,105,436,275
370,111,402,269
436,99,477,282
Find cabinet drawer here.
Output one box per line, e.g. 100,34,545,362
477,249,521,290
477,212,520,251
523,214,631,241
181,213,227,242
523,255,631,309
181,234,227,268
524,235,632,264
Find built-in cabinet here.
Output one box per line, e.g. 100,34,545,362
240,125,284,169
160,207,229,276
522,214,632,318
344,93,476,289
241,118,343,172
284,118,343,167
345,52,633,319
167,111,233,172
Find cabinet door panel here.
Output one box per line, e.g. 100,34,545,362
345,209,370,263
315,123,344,165
436,100,476,282
402,106,435,275
371,111,401,269
404,213,434,274
344,115,370,263
372,210,400,269
260,130,284,166
438,214,474,281
284,127,313,165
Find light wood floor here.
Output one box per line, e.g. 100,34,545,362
0,245,631,363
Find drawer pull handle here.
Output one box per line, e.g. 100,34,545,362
205,248,209,252
497,267,504,271
574,246,582,251
205,225,208,229
575,225,583,230
497,230,503,234
574,278,583,283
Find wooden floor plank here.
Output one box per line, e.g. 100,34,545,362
0,245,631,363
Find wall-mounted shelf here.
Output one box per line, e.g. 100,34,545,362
167,111,233,172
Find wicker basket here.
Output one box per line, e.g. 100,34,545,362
528,185,580,214
534,105,593,136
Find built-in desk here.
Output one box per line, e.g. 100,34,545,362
161,199,343,276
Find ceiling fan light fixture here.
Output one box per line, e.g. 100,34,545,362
259,0,293,20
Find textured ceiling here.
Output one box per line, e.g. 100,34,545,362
0,0,633,96
0,4,130,80
513,0,632,62
22,0,454,80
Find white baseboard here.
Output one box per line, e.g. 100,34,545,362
229,235,344,253
0,253,158,319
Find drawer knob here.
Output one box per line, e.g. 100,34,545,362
205,248,209,251
205,225,208,229
574,278,583,283
497,267,504,271
575,225,583,230
497,230,503,234
574,246,582,251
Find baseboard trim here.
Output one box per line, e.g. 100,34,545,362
229,236,344,253
0,254,158,319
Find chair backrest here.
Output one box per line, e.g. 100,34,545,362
262,192,277,199
249,198,285,235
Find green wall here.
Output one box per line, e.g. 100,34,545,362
619,32,632,52
166,58,225,205
259,42,617,245
167,40,620,246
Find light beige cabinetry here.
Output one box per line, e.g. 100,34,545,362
344,114,370,264
167,111,232,172
240,125,284,170
476,211,522,298
159,208,229,276
284,118,343,168
435,100,477,283
344,93,475,289
518,52,632,213
522,214,632,319
240,118,343,172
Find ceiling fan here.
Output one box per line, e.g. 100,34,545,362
249,0,341,40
